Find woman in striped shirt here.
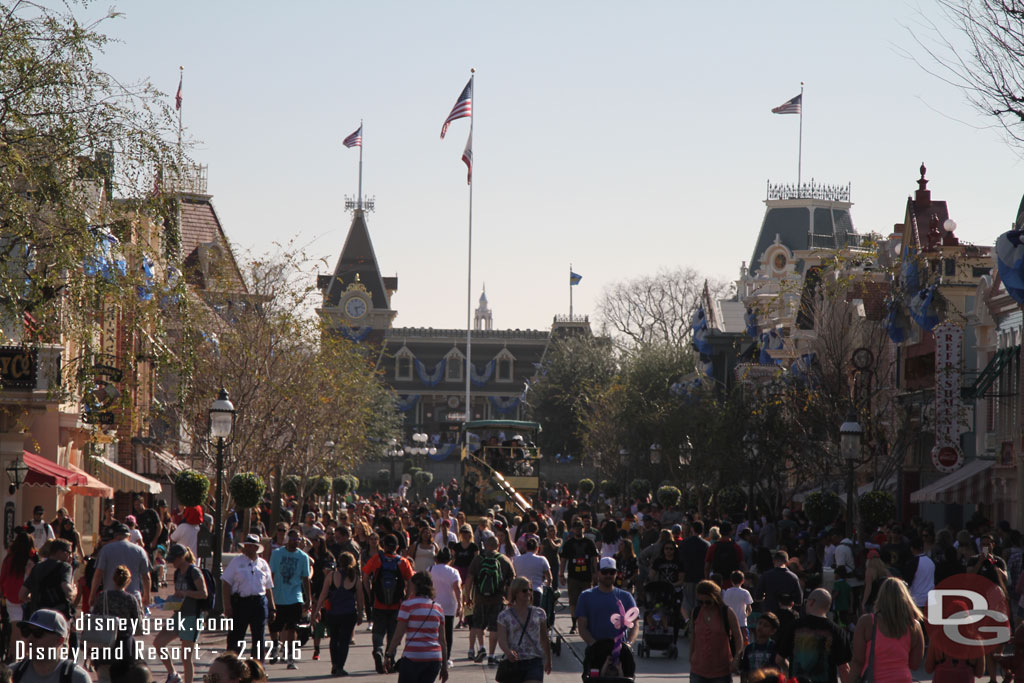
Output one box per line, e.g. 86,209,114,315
385,571,449,683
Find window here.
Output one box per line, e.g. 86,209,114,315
495,349,515,382
445,347,465,382
395,347,414,381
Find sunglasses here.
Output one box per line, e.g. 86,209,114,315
600,569,616,575
19,625,49,639
697,598,714,605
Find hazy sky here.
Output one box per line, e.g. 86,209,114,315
89,1,1024,331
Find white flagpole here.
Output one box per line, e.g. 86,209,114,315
797,82,804,193
569,263,574,319
358,119,364,210
464,70,475,423
177,66,183,157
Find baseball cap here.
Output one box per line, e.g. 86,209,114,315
599,557,617,571
112,522,130,537
33,505,43,514
21,609,68,638
243,534,262,546
167,543,187,561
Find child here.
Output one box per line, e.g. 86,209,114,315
739,612,781,683
153,545,167,588
724,570,754,646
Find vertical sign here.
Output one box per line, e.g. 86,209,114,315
4,501,14,549
932,322,964,473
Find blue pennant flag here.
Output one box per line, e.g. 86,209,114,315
885,303,907,343
996,229,1024,305
570,271,582,286
909,285,940,331
744,308,758,338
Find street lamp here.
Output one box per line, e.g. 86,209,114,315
6,458,28,495
649,443,662,465
840,412,862,538
679,437,693,467
209,388,235,591
388,438,404,485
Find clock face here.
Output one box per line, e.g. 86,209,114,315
345,297,367,319
773,252,787,271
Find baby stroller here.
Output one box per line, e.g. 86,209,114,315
541,585,563,656
581,638,635,683
636,580,678,659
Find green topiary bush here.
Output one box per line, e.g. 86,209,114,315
228,472,265,509
344,474,359,493
577,478,595,495
657,485,682,507
282,474,301,497
601,480,621,498
715,486,746,516
804,491,843,527
175,470,210,507
413,471,433,488
859,490,896,530
333,476,350,496
375,469,390,485
630,479,652,499
309,475,331,497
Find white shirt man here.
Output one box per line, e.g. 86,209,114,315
27,506,54,551
833,539,856,574
513,538,552,596
907,540,935,608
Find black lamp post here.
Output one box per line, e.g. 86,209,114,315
840,412,862,538
6,458,28,495
209,388,235,589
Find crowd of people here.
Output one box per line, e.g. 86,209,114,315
0,483,1021,683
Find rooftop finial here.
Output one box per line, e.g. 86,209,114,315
915,162,931,206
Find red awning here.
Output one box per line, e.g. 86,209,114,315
23,451,88,488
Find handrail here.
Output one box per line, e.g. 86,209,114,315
464,451,532,515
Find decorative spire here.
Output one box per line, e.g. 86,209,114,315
915,162,931,206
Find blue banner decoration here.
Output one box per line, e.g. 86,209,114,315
744,307,759,338
429,443,459,461
489,396,521,415
759,329,783,365
84,232,127,281
415,359,446,387
339,325,372,342
885,302,908,343
137,258,155,301
470,360,494,386
395,394,419,412
909,285,939,331
691,307,713,355
900,247,920,295
996,229,1024,305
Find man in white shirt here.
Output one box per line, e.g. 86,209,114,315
26,505,54,551
833,538,856,574
512,537,552,606
907,537,935,610
223,534,277,660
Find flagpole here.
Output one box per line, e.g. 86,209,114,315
797,82,804,194
177,66,183,157
464,70,475,424
569,263,574,319
358,119,364,211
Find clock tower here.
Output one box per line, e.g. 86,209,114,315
316,207,397,344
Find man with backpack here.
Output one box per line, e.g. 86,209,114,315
269,528,312,670
20,539,76,625
362,533,414,673
468,532,515,665
705,522,747,587
11,609,91,683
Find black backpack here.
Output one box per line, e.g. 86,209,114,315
711,541,740,577
13,659,75,683
373,552,405,605
187,565,216,614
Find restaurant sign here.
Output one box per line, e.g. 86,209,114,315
932,322,964,473
0,347,36,389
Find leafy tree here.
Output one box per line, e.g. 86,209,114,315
527,335,616,461
282,474,301,498
657,485,682,507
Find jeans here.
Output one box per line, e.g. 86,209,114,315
328,613,358,672
372,608,399,655
397,658,442,683
227,595,268,659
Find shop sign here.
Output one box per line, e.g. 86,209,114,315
0,347,36,389
932,322,964,473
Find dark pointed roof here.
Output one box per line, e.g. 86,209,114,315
323,210,389,309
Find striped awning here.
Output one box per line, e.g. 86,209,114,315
910,458,994,504
66,462,114,498
90,456,161,494
23,451,88,488
143,447,186,475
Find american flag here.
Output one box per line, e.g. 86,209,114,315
175,73,182,111
771,93,801,115
462,131,473,184
343,125,362,148
441,76,473,139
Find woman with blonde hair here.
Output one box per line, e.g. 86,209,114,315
861,549,891,612
850,577,925,683
708,527,721,543
497,577,550,683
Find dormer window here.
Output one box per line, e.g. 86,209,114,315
445,347,465,382
395,346,414,381
495,348,515,382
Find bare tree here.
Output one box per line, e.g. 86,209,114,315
596,267,732,351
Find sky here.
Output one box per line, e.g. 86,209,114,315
85,1,1024,331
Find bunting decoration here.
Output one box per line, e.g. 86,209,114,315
338,325,373,342
759,329,784,365
415,358,446,387
996,229,1024,305
885,302,908,343
470,360,495,386
909,286,940,331
744,307,759,338
691,307,713,355
83,232,127,280
137,258,155,301
488,396,521,415
395,395,420,412
428,443,459,461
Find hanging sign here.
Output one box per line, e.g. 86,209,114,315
931,322,964,473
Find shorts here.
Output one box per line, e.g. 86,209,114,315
270,603,303,632
567,578,591,608
464,612,476,630
477,601,502,632
179,615,200,643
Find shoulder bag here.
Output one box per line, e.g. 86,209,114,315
495,607,535,683
81,590,117,647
